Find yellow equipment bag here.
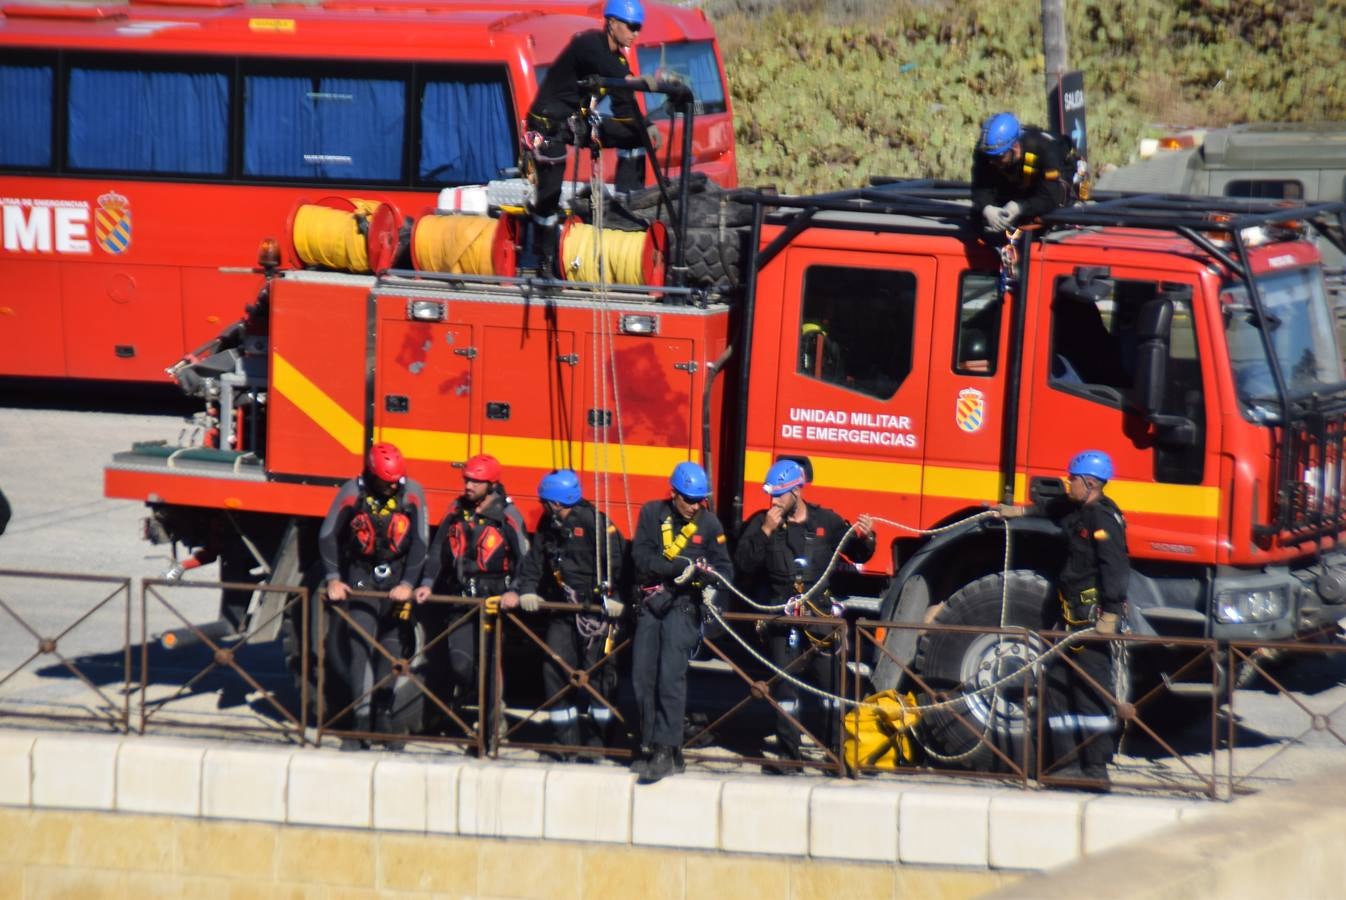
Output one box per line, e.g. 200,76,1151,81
843,690,921,772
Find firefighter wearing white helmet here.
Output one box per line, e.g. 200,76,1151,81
996,449,1128,788
629,461,733,784
518,0,663,275
735,459,875,773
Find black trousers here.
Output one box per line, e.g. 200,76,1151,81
328,597,406,728
768,629,841,758
1046,638,1116,776
418,594,500,740
631,598,699,749
531,121,648,220
542,616,619,746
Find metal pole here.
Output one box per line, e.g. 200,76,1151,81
1041,0,1068,121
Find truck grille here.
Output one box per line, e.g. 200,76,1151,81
1266,405,1346,542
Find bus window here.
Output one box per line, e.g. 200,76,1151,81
243,72,406,181
0,62,54,168
637,41,726,119
418,72,516,185
68,61,229,175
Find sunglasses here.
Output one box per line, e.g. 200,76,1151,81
617,18,641,32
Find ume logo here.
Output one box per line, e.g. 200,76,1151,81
1,198,93,254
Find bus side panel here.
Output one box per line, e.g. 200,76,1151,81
60,263,183,381
183,268,265,354
266,278,371,482
0,259,65,377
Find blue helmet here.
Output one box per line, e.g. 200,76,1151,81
762,459,806,497
670,461,709,500
603,0,644,26
978,112,1022,157
1068,450,1114,483
538,469,582,506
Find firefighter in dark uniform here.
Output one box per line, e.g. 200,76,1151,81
735,459,876,771
319,442,429,751
414,454,528,737
997,449,1127,785
971,111,1073,242
518,0,661,274
630,461,733,784
502,469,627,755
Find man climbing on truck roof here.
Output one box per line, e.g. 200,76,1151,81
971,112,1074,242
519,0,662,275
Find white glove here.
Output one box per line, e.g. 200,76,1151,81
519,592,543,612
164,563,186,583
646,123,662,151
603,597,625,618
701,586,720,610
1003,201,1021,226
673,560,696,585
984,205,1012,232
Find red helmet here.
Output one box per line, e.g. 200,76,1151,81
463,453,502,483
366,442,406,483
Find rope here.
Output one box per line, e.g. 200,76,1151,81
292,199,381,273
562,221,650,285
413,214,497,275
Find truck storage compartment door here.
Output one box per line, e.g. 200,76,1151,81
479,322,577,497
373,300,474,497
765,249,936,542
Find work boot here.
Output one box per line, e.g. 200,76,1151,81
672,746,686,774
374,707,405,752
638,745,675,785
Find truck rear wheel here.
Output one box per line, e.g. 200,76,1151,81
912,571,1054,772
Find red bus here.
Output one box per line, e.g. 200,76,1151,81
0,0,737,382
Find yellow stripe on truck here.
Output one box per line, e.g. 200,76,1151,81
746,450,1219,518
271,352,363,454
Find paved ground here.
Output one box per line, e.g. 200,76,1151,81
2,383,1346,796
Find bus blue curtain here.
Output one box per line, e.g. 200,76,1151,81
419,78,514,184
0,65,53,167
244,75,405,180
68,68,228,174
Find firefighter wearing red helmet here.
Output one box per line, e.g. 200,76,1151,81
628,461,733,784
414,453,528,740
735,459,876,773
996,449,1128,787
318,441,429,751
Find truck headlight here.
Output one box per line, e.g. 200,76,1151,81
1214,588,1287,624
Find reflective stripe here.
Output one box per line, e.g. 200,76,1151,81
548,707,578,724
591,708,612,723
777,700,799,713
1046,714,1114,731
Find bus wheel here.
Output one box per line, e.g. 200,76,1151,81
911,571,1054,773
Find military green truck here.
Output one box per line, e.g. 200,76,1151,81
1099,123,1346,343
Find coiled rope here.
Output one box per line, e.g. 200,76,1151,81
292,199,382,272
413,214,498,275
563,221,650,285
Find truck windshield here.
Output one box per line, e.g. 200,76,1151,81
1223,266,1344,420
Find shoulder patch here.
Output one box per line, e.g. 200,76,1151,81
573,526,585,537
716,534,727,543
1093,528,1109,541
606,525,616,534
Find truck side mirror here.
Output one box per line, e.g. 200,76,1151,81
1132,296,1198,446
1057,265,1113,304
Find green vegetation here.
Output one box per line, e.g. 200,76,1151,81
706,0,1346,192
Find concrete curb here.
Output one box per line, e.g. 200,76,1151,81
0,729,1209,872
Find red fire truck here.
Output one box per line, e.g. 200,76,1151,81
104,184,1346,767
0,0,734,383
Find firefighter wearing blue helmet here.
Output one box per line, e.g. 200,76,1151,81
997,449,1128,788
735,459,875,772
628,460,733,783
503,470,627,757
971,111,1073,242
519,0,662,275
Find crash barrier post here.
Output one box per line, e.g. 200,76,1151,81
493,599,632,762
140,578,308,744
0,569,132,733
686,609,851,777
316,589,486,755
1034,630,1221,799
855,619,1224,796
1227,634,1346,796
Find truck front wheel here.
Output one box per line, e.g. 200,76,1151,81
911,570,1054,772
